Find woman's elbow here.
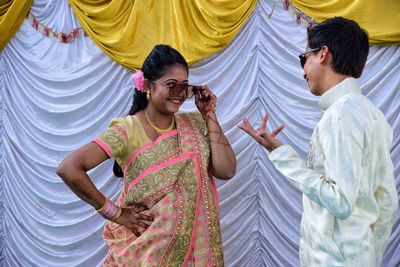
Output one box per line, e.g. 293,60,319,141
57,159,78,183
225,159,237,179
219,172,235,180
226,164,237,179
212,163,236,180
57,160,68,180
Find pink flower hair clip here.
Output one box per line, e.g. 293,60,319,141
134,70,145,92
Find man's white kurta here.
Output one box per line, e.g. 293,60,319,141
269,78,398,267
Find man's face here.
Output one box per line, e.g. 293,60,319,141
302,46,323,96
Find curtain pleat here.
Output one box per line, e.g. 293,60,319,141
68,0,258,70
289,0,400,44
0,0,32,50
0,0,399,266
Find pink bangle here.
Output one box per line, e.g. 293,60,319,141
96,199,120,220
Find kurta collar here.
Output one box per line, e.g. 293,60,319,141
319,78,361,112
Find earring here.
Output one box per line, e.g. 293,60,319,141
146,91,150,100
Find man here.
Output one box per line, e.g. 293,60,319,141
238,17,398,266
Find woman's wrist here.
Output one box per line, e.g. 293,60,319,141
96,198,122,221
203,111,217,121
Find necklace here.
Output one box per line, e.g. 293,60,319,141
144,111,175,135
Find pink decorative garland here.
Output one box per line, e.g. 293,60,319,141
28,12,88,43
27,2,314,44
283,0,318,28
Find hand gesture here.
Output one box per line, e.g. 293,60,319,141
114,203,154,236
238,113,284,152
194,85,217,119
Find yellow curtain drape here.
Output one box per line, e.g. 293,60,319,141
289,0,400,45
0,0,32,50
68,0,258,70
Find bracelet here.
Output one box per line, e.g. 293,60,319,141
96,198,108,214
112,207,123,221
96,198,120,221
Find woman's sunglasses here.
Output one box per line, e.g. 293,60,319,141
157,81,201,98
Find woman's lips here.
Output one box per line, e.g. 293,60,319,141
168,98,182,105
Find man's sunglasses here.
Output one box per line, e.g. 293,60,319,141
157,81,201,98
299,47,321,68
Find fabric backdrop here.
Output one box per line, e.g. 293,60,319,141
0,0,399,266
68,0,258,70
289,0,400,44
0,0,32,50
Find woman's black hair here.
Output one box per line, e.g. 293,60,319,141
113,44,188,177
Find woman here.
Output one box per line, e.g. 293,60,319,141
57,44,236,266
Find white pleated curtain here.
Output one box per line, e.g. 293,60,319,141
0,0,399,266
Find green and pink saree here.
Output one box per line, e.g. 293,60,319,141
95,112,224,266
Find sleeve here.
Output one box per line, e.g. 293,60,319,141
371,134,398,264
269,114,363,220
93,119,128,158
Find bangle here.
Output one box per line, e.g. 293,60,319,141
112,207,123,221
96,198,108,214
96,198,120,221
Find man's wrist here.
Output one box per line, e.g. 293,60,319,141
267,143,283,152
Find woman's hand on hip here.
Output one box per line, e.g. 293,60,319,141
114,204,154,236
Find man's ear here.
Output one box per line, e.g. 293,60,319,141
319,46,330,64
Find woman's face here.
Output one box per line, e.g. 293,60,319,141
149,63,189,115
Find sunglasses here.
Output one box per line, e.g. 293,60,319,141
299,47,321,68
156,80,201,98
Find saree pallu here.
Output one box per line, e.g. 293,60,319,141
103,113,224,267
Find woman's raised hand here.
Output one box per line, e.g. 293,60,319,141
194,85,217,119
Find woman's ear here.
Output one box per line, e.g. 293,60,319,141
144,80,152,91
144,80,152,100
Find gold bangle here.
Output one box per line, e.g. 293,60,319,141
96,198,108,214
112,207,123,221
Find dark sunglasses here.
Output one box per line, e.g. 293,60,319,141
299,47,321,68
157,81,200,98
